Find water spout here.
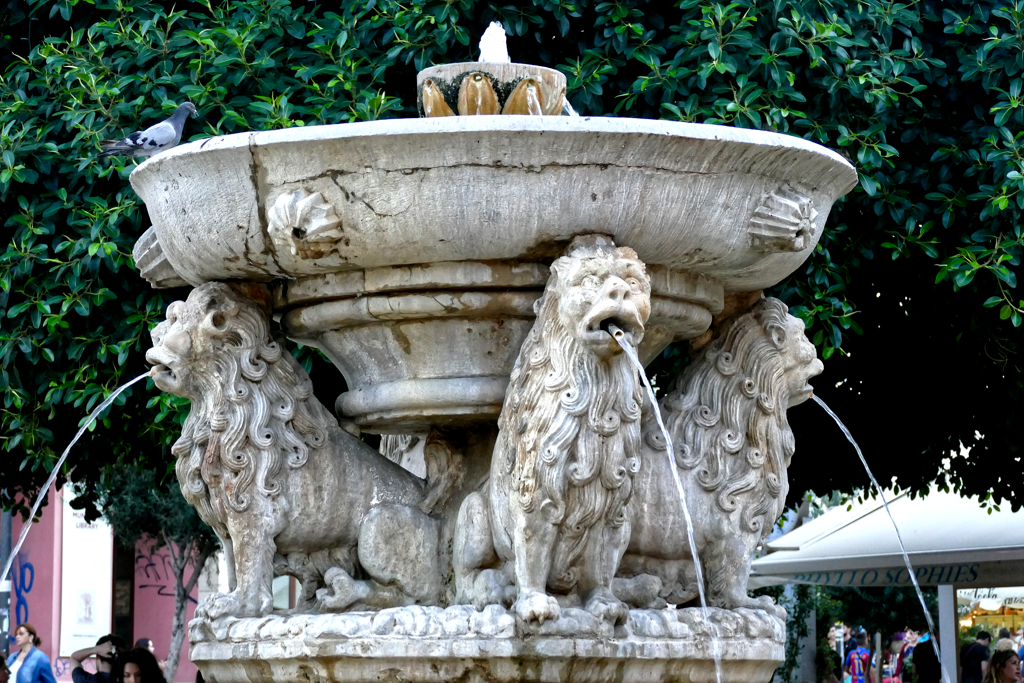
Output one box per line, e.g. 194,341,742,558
611,324,723,683
478,21,510,63
812,395,951,683
0,370,154,586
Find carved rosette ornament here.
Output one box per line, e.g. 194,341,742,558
748,185,819,252
267,189,345,259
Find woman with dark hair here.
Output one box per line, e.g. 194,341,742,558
5,624,56,683
111,648,166,683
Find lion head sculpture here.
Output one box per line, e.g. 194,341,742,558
497,236,651,595
146,283,332,527
659,297,823,539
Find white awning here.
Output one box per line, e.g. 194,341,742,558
958,586,1024,610
750,488,1024,588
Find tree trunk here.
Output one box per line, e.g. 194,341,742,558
166,536,216,683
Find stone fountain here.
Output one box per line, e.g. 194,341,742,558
134,51,855,683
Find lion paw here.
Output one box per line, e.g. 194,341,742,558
755,595,787,620
196,591,267,620
472,569,515,610
613,574,666,609
316,567,371,612
514,590,561,624
585,588,630,625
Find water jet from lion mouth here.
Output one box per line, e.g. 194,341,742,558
609,322,724,683
0,369,154,588
812,394,951,683
599,317,639,348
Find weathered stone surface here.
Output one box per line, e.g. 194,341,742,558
132,104,858,683
190,606,784,683
270,258,721,431
454,237,651,626
129,116,856,290
615,297,822,614
144,283,460,618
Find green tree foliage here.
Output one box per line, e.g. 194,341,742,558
95,466,218,683
1,0,1021,512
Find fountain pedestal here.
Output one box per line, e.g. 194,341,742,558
191,607,784,683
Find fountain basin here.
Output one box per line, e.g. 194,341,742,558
132,116,854,288
131,116,855,430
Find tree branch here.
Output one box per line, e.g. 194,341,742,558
182,539,217,597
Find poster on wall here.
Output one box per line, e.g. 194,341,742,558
59,488,113,656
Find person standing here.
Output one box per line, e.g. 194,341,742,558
69,635,127,683
5,624,56,683
899,629,919,683
132,640,165,675
845,632,875,683
964,631,994,683
912,633,942,683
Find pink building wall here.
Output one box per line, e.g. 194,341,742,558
133,544,198,683
10,486,66,678
9,487,200,682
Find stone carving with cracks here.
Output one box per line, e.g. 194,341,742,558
145,283,455,618
615,298,822,615
453,236,651,625
131,44,858,679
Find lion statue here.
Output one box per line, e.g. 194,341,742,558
146,282,446,619
613,297,822,614
454,236,651,625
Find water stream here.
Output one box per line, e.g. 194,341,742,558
562,99,580,117
812,395,951,683
611,326,724,683
0,369,153,587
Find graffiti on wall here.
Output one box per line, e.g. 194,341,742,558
135,549,197,604
8,555,34,646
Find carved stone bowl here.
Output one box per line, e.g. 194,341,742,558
130,116,855,431
190,605,785,683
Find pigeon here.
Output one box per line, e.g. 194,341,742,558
98,102,198,159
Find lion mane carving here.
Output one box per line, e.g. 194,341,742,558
454,236,651,625
147,282,445,619
615,297,822,613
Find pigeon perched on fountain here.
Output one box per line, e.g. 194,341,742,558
98,102,198,159
478,21,510,63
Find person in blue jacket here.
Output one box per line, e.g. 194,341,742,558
5,623,57,683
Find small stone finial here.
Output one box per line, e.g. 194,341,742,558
478,21,510,63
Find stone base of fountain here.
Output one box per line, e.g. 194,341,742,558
190,606,784,683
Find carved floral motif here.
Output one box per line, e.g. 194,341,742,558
748,186,818,252
267,189,345,259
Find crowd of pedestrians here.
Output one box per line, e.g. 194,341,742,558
2,625,165,683
827,623,1024,683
